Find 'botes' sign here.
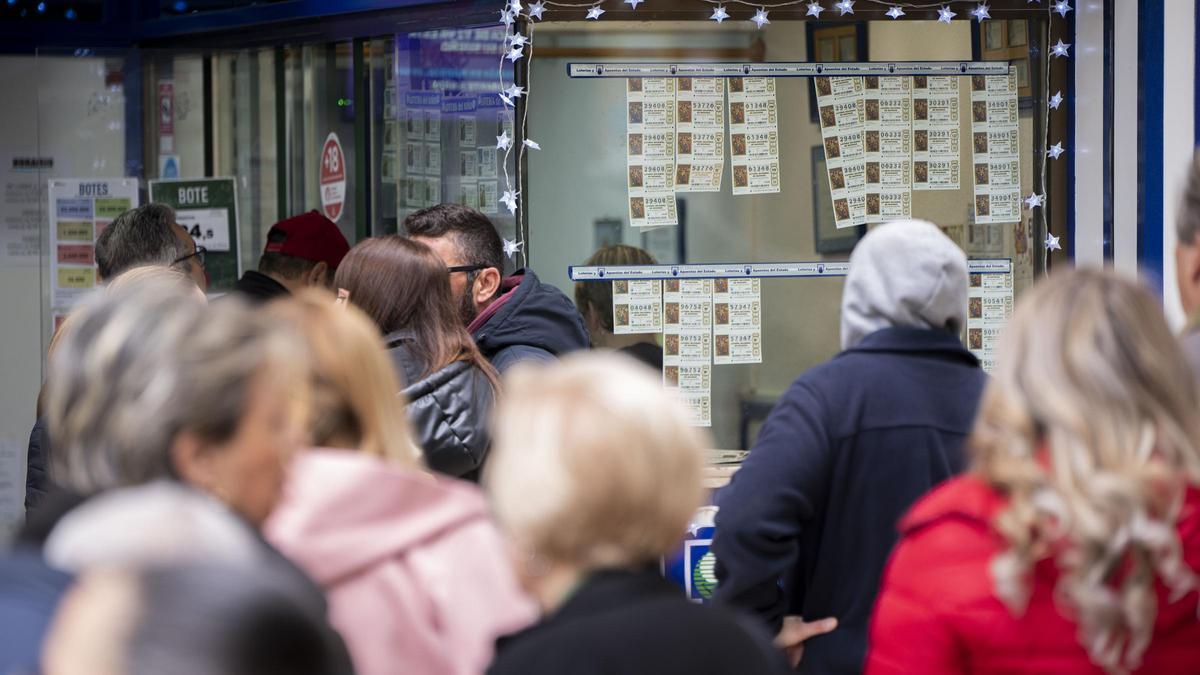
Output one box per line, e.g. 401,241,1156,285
320,132,347,222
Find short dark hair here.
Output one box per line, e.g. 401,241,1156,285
403,203,504,273
1180,151,1200,245
258,229,319,279
96,204,191,280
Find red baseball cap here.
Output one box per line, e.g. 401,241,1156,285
264,210,351,269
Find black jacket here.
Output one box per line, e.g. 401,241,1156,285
25,417,49,511
471,270,590,373
229,270,290,304
712,327,987,675
488,569,790,675
386,331,495,480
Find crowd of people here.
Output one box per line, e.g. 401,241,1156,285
5,155,1200,674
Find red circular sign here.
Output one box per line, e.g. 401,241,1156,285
320,132,346,222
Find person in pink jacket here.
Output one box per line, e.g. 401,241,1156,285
264,290,536,675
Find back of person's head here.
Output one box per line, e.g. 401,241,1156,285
972,268,1200,673
266,290,419,466
333,235,497,386
1178,150,1200,247
486,352,706,569
840,219,967,350
403,203,504,274
257,211,350,287
45,285,306,526
95,204,190,280
574,245,658,334
43,565,352,675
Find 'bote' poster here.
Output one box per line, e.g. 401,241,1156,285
815,76,867,228
675,77,725,193
864,76,913,223
713,277,762,364
967,266,1014,373
970,68,1021,224
612,279,663,334
48,178,139,321
728,77,781,196
663,278,713,426
627,78,678,227
912,76,961,190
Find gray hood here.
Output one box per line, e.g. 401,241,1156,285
840,219,968,350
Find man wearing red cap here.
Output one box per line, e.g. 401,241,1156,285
231,211,351,303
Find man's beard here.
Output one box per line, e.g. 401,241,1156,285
458,285,479,326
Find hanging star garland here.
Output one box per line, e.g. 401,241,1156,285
509,33,529,48
1024,192,1045,209
586,5,605,19
524,138,542,150
1045,233,1062,251
971,3,990,21
937,6,956,23
500,189,520,214
502,238,524,259
624,0,643,8
1053,0,1072,17
505,84,526,100
885,6,904,19
528,1,545,19
506,45,525,61
497,130,512,151
710,5,729,22
1049,91,1063,109
499,8,515,26
1047,142,1065,159
834,0,854,16
805,1,824,17
1051,39,1071,58
751,7,769,28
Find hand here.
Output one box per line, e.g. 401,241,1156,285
773,615,837,668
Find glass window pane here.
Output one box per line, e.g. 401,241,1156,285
839,35,857,61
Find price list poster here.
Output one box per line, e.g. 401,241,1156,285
626,78,678,227
814,76,867,228
713,278,762,365
970,68,1022,224
675,77,725,193
967,268,1014,373
864,76,913,223
663,278,713,426
912,76,961,191
728,77,781,196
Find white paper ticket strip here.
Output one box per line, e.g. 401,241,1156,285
728,77,781,195
612,279,663,334
966,264,1014,373
712,277,763,365
912,76,961,191
814,76,867,228
864,76,913,224
970,68,1021,224
627,77,678,227
663,278,713,426
675,77,725,193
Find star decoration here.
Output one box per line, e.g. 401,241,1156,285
1053,1,1072,17
500,8,515,26
835,0,854,15
499,93,514,107
938,6,956,23
624,0,643,8
806,1,824,17
500,189,520,214
586,5,605,19
506,45,524,62
751,7,770,28
529,1,546,19
1051,39,1071,58
710,5,730,22
524,139,541,150
505,84,526,100
1049,91,1064,109
1024,192,1045,209
508,33,529,48
508,0,522,14
502,238,523,259
886,6,904,19
1047,142,1065,159
497,130,512,151
971,3,990,20
1045,232,1062,251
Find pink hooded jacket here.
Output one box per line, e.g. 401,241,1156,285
265,449,537,675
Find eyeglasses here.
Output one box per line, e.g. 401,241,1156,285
173,245,207,268
447,264,488,275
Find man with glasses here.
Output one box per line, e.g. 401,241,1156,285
230,210,350,303
407,203,589,372
96,203,208,292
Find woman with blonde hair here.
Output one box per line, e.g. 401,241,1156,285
866,269,1200,674
264,290,534,675
485,353,789,675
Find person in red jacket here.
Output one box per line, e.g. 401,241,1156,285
866,269,1200,675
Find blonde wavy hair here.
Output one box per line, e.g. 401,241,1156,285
973,269,1200,673
266,289,420,466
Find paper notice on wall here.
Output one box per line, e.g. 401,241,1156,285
612,279,663,334
728,77,780,196
967,266,1014,373
1,155,53,265
675,77,724,193
970,69,1022,224
864,77,913,224
912,76,961,191
814,76,867,228
712,277,762,364
663,278,712,427
627,78,678,227
48,178,139,312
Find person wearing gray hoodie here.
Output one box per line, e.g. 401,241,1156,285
711,220,988,674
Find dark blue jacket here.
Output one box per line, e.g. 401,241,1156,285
472,269,590,373
712,327,987,675
0,550,73,675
